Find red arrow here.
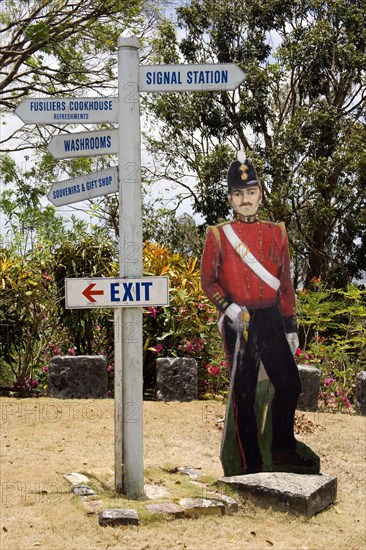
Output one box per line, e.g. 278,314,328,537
82,283,104,302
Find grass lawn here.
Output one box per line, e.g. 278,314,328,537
0,398,365,550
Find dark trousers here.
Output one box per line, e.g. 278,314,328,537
223,304,302,470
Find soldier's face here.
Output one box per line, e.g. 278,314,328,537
228,186,261,216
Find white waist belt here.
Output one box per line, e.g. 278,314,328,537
222,224,280,291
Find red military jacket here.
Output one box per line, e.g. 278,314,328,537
200,218,296,321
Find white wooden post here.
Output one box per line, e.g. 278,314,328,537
115,35,144,498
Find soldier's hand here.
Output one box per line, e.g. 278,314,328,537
225,303,249,333
286,332,299,355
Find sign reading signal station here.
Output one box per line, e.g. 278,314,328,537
139,63,245,92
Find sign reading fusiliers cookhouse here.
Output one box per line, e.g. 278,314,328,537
14,41,245,499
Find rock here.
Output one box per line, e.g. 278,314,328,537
72,485,96,497
144,483,170,499
48,355,108,399
156,357,198,401
98,509,139,527
83,499,104,515
179,497,225,517
176,466,203,479
297,365,321,412
219,472,337,517
145,502,184,518
63,472,90,486
355,371,366,416
207,492,239,513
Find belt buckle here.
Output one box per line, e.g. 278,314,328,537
236,242,249,259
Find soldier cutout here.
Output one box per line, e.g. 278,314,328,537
200,152,320,475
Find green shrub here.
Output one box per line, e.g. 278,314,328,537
297,279,366,412
0,247,58,396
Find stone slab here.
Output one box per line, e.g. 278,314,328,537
48,355,108,398
355,371,366,415
179,497,225,517
63,472,90,486
83,499,104,515
145,502,184,518
144,483,170,499
72,484,97,497
176,466,203,478
207,492,239,513
156,357,198,401
297,365,321,412
98,509,139,527
219,472,337,516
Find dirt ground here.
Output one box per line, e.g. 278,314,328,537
0,397,365,550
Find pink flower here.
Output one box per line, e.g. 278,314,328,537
151,343,163,354
146,307,157,318
324,377,334,387
107,364,114,373
198,303,205,310
342,396,351,408
31,380,39,388
295,347,302,356
192,336,204,352
179,306,188,314
43,365,49,372
184,341,193,352
67,347,76,355
206,365,220,377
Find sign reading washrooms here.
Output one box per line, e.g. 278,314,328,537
139,63,245,92
65,277,169,309
15,97,119,124
47,129,118,159
47,167,118,206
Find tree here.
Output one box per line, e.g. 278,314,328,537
144,0,366,286
143,206,204,257
0,0,163,239
0,0,153,113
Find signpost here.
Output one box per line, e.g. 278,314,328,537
15,97,118,124
14,36,245,499
47,129,118,159
139,63,245,92
47,167,118,206
65,277,169,309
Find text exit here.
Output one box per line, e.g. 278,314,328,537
65,277,169,309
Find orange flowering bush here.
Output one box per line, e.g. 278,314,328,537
143,241,228,397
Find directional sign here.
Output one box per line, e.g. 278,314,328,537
139,63,245,92
47,129,118,159
65,277,169,309
47,167,118,207
15,97,118,125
